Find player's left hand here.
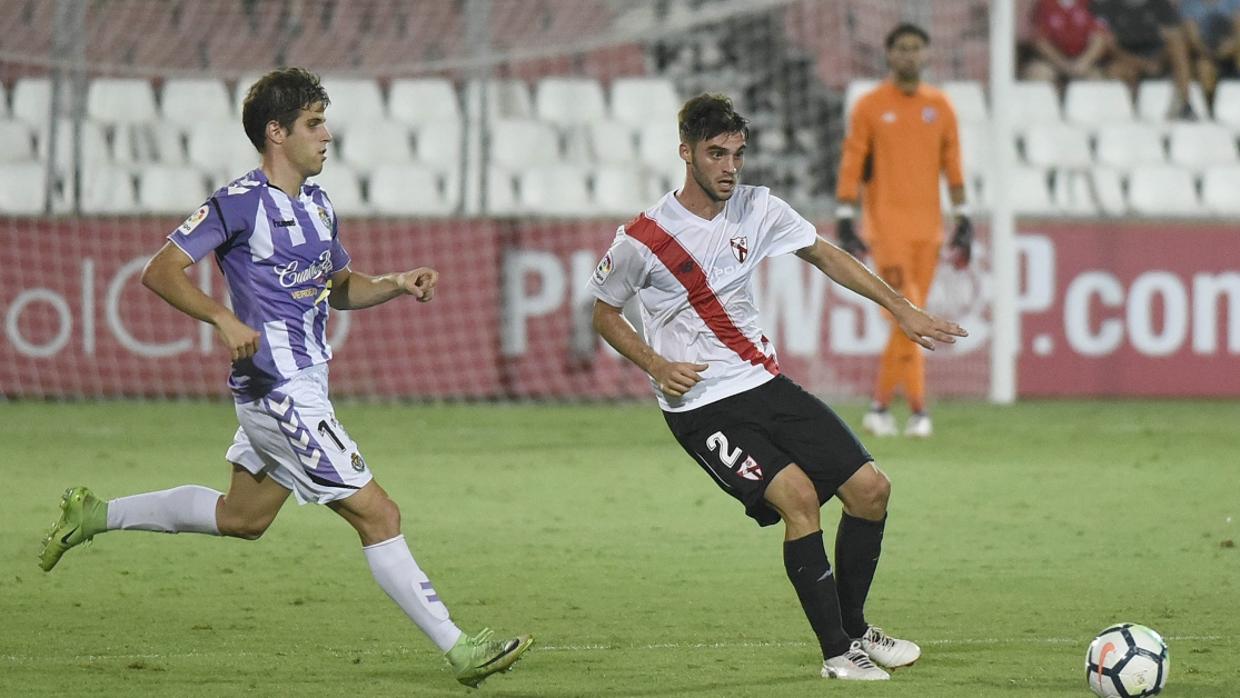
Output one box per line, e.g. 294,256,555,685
398,267,438,302
893,304,968,351
948,215,973,269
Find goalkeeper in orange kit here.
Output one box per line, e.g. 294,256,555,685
835,23,973,438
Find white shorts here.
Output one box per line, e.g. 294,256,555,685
226,365,372,504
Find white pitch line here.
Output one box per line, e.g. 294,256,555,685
1,635,1226,664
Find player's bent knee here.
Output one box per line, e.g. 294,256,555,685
219,516,273,540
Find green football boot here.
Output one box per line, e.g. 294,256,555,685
445,628,533,688
39,486,108,572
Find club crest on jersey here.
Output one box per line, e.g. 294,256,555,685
179,205,209,234
922,106,938,123
737,455,763,481
317,205,332,229
729,236,749,263
351,452,366,472
593,252,614,283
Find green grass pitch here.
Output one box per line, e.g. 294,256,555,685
2,399,1237,697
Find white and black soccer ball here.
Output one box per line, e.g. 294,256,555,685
1085,623,1169,697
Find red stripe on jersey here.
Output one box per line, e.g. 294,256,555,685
625,214,779,375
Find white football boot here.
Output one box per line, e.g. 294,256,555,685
861,410,897,437
859,626,921,668
821,641,890,680
903,413,933,438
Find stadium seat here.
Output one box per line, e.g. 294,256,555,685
486,166,521,216
0,82,7,118
610,77,680,128
535,77,609,128
593,164,649,216
315,77,386,135
370,164,458,217
843,79,881,126
0,120,36,163
1135,80,1209,126
1089,166,1128,216
12,78,69,128
37,120,111,174
1009,81,1063,131
1213,80,1240,131
137,164,209,214
389,78,461,124
1094,123,1166,170
467,79,534,123
520,164,593,216
187,120,259,181
1001,166,1057,215
942,80,987,124
232,73,265,116
636,121,681,171
307,162,368,216
339,120,415,167
1126,165,1201,216
1022,123,1092,169
80,164,139,214
489,119,561,168
1052,170,1100,216
1064,81,1134,127
1168,123,1238,170
586,120,640,164
412,120,463,171
0,162,47,215
161,78,232,128
1200,165,1240,216
87,78,159,125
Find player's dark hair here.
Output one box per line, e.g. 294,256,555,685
242,67,331,152
678,93,749,146
885,22,930,49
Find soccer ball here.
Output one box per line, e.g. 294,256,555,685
1085,623,1169,697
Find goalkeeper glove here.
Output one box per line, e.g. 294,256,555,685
949,215,974,269
835,206,868,258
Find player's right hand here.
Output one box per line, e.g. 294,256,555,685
836,217,868,258
214,315,261,361
650,360,709,399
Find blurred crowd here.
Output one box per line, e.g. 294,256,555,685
1022,0,1240,119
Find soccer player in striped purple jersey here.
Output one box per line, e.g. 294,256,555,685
38,68,531,688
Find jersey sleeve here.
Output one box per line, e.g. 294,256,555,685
764,194,818,257
835,95,874,202
167,199,228,263
940,98,966,189
587,228,647,308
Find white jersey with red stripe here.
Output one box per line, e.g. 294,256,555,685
588,185,818,412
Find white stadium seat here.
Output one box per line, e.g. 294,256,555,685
1010,81,1063,131
339,120,414,167
587,120,640,164
1127,165,1200,216
412,120,462,171
1094,123,1165,170
1001,166,1057,215
942,80,987,123
232,73,265,116
87,78,158,124
468,79,533,123
80,164,139,214
636,121,681,170
370,164,458,217
1200,165,1240,216
12,78,69,128
162,79,232,128
535,77,608,128
0,120,36,163
610,77,680,127
1090,166,1128,216
1168,123,1238,170
389,78,461,124
0,162,47,215
1212,80,1240,131
316,77,386,135
593,164,648,216
307,162,369,217
489,119,561,168
1022,123,1092,169
1052,170,1100,216
520,164,593,216
138,164,210,214
187,119,259,181
37,119,111,174
485,165,520,216
1136,80,1209,125
0,82,7,118
1064,81,1134,127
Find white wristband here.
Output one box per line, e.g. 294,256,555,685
835,204,856,219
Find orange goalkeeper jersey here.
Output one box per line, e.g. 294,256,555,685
836,80,964,243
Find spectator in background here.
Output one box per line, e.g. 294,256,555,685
1024,0,1110,86
1179,0,1240,112
1091,0,1198,118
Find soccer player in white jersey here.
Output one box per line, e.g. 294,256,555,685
37,68,531,688
588,94,967,681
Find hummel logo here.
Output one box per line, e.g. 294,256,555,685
272,219,295,227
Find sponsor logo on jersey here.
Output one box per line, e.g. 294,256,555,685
881,111,897,123
922,106,938,123
729,236,748,263
592,252,614,284
736,455,763,481
178,205,209,234
275,250,334,288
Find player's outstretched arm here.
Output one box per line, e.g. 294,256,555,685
141,242,259,360
329,267,438,310
592,300,707,398
795,236,968,350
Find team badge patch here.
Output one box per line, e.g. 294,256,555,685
350,452,366,472
178,205,209,234
592,252,614,284
317,205,332,229
737,455,763,481
730,236,749,263
922,106,938,123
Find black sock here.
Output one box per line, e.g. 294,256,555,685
783,530,852,659
835,513,886,638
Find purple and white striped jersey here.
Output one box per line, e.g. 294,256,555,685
168,169,351,402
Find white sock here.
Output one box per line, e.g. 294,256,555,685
363,535,463,652
106,485,222,535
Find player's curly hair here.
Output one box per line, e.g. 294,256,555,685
678,93,749,146
242,67,331,152
885,22,930,49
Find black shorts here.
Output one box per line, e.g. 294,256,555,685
662,375,873,527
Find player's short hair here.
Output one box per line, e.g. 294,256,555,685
242,67,331,152
678,93,750,147
885,22,930,49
